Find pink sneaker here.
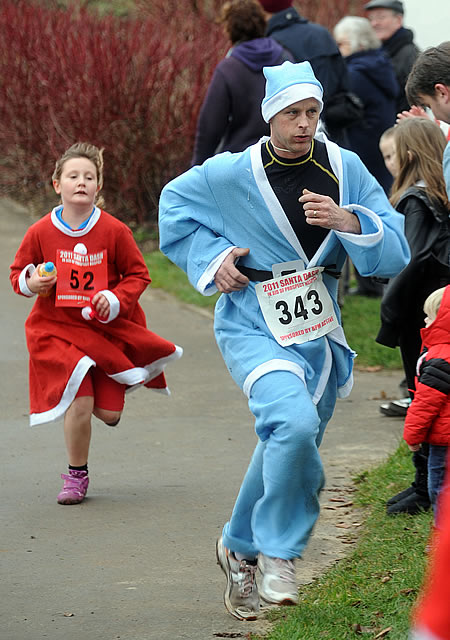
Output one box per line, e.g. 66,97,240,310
57,470,89,505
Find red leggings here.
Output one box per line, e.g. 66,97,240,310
76,367,125,411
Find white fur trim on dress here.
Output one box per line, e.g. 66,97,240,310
19,264,37,297
50,206,101,237
96,289,120,323
118,344,184,395
30,355,95,426
29,346,183,426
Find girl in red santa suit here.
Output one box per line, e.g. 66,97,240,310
10,143,182,505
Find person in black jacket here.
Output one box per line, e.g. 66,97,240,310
376,117,450,515
258,0,352,146
191,0,292,166
333,15,399,298
364,0,419,113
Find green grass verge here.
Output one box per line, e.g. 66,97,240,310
145,251,220,309
256,442,431,640
144,250,403,369
341,295,402,370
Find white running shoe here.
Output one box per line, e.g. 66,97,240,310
216,537,260,620
258,553,299,605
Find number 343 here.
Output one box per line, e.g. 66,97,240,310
275,289,323,325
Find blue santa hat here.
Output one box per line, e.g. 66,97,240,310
261,61,324,123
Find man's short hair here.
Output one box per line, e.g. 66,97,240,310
406,41,450,106
364,0,404,14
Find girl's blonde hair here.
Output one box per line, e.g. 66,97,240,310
52,142,105,208
390,118,449,209
379,126,395,145
423,286,446,321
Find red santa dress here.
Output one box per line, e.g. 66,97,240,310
10,206,182,426
411,458,450,640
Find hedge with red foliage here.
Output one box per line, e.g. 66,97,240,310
0,0,226,224
0,0,365,226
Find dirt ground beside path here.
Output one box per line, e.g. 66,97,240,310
1,198,405,640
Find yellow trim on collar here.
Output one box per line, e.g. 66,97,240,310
263,139,314,169
263,139,339,185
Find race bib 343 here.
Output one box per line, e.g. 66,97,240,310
255,266,339,346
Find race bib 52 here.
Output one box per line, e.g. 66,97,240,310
55,249,108,307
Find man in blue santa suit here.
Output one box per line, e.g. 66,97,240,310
159,61,410,620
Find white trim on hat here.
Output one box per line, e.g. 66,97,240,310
262,83,324,123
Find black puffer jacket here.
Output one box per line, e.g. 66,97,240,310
265,7,348,99
376,186,450,349
345,48,398,193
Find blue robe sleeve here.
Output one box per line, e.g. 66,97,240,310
335,149,410,278
159,162,234,295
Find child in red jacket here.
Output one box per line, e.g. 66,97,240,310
403,285,450,524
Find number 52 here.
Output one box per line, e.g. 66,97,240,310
69,268,95,291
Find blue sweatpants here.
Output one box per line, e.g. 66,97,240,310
222,367,337,560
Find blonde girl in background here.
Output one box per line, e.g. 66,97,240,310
378,126,398,179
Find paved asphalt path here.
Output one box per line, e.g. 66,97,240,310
1,198,405,640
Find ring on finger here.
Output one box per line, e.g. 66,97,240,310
313,210,318,218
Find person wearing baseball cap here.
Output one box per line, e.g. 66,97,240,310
364,0,404,13
159,60,410,622
364,0,419,112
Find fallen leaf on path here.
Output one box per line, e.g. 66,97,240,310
356,365,382,372
375,628,392,638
